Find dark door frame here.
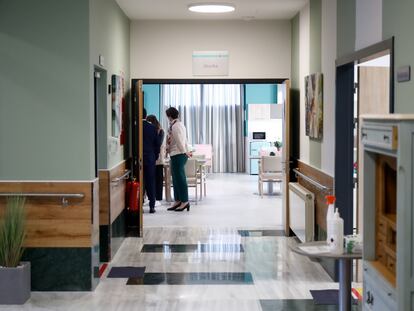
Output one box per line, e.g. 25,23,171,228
335,37,394,235
131,77,289,177
334,38,394,280
130,77,291,236
94,66,108,178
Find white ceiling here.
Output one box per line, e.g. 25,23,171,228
116,0,308,21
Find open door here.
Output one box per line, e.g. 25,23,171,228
132,80,144,236
281,79,291,236
138,80,144,236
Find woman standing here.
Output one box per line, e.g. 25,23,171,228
146,115,165,202
165,107,191,212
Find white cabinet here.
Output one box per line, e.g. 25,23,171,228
361,115,414,311
248,104,282,120
249,104,270,120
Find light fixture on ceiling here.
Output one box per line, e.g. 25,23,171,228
188,3,235,13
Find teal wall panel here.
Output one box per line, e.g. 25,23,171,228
143,84,161,120
245,84,278,104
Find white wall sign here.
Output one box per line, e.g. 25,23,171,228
192,51,229,76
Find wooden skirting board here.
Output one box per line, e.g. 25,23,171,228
99,161,127,226
0,180,98,248
297,161,334,231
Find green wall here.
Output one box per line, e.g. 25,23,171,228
337,0,356,58
0,0,92,180
309,0,322,168
291,14,300,90
291,1,323,169
310,0,322,74
90,0,130,169
383,0,414,113
0,0,130,180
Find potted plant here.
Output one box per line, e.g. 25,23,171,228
274,141,283,152
0,196,30,305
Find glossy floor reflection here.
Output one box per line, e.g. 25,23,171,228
238,230,285,237
141,243,244,253
0,227,361,311
127,272,254,285
260,299,362,311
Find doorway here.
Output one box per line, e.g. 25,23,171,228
94,67,108,177
335,38,394,280
131,79,291,235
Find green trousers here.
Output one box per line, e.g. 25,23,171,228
170,154,189,202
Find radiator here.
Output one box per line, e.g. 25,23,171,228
289,182,315,242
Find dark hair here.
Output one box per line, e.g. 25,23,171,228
146,115,161,130
143,108,147,119
166,107,179,120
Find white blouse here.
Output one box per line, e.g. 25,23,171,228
168,121,190,157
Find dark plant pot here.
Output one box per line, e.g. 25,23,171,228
0,261,31,304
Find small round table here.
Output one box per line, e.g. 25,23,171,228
291,241,362,311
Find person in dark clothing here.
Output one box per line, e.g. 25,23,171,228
143,108,161,213
146,115,165,201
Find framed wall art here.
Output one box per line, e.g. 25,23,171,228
305,73,323,140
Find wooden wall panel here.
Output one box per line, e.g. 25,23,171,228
109,161,126,224
297,161,334,231
0,181,95,247
99,161,127,226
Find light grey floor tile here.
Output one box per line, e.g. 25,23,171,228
0,174,360,311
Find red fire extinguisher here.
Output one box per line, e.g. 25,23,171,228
127,179,140,211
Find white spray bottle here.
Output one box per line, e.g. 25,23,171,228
328,208,344,254
325,195,336,245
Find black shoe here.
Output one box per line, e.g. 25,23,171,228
167,202,181,211
174,203,190,212
149,208,156,214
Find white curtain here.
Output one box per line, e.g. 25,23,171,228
161,84,245,173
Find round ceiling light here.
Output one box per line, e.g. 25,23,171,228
188,3,235,13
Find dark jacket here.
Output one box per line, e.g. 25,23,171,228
143,120,161,164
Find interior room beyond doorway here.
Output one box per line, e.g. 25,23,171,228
142,81,286,229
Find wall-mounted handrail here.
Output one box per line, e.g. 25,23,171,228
111,169,131,185
0,193,84,198
292,168,333,193
0,193,85,207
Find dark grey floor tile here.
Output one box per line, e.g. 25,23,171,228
107,266,145,278
141,244,244,253
260,299,362,311
127,272,254,285
238,230,285,237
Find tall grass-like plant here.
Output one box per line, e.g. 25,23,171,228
0,197,26,267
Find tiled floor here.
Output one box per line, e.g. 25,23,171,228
143,173,283,229
0,174,362,310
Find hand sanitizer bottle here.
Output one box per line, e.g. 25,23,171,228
328,208,344,254
325,195,336,245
